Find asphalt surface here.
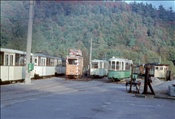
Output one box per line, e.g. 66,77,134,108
1,77,175,119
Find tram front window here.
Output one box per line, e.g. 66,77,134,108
116,62,119,70
112,61,115,70
68,59,77,65
92,62,98,69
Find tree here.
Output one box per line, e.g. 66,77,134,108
169,47,175,61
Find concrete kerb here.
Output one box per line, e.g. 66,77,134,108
135,94,175,100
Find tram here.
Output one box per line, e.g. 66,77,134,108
66,49,83,79
0,48,61,83
31,53,61,78
90,59,108,78
0,48,26,83
108,57,133,80
55,58,66,75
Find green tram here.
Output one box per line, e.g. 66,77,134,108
108,57,133,80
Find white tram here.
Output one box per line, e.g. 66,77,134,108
154,64,169,79
31,53,62,78
143,63,170,79
90,59,108,78
0,48,61,83
0,48,26,82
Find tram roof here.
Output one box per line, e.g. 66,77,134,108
32,53,61,59
0,48,26,54
1,48,61,60
91,59,108,62
109,57,132,63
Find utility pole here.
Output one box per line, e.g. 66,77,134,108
89,38,92,75
25,0,34,84
159,56,161,64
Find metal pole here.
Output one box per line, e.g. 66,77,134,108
142,66,149,94
129,64,134,93
89,38,92,75
25,0,34,84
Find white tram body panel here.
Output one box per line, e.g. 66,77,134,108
33,66,56,77
1,66,15,81
90,59,108,77
14,66,26,80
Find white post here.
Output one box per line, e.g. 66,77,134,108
159,56,161,64
25,1,34,84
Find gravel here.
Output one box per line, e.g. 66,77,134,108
138,77,175,95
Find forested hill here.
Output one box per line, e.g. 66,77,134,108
1,1,175,71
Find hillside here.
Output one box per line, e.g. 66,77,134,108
1,1,175,71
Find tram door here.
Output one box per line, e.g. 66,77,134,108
3,53,15,81
41,57,46,76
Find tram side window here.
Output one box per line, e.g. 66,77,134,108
44,59,46,66
5,54,8,66
54,59,57,66
10,55,13,66
41,58,46,66
15,54,25,66
20,54,25,66
46,58,50,66
0,52,4,65
15,54,20,65
50,59,54,66
116,61,119,70
92,62,98,68
35,58,37,65
46,58,54,66
38,57,45,66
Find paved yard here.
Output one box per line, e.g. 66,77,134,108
1,77,175,119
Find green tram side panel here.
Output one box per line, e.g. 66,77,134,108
108,70,131,79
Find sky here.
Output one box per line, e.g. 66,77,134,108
125,1,175,11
